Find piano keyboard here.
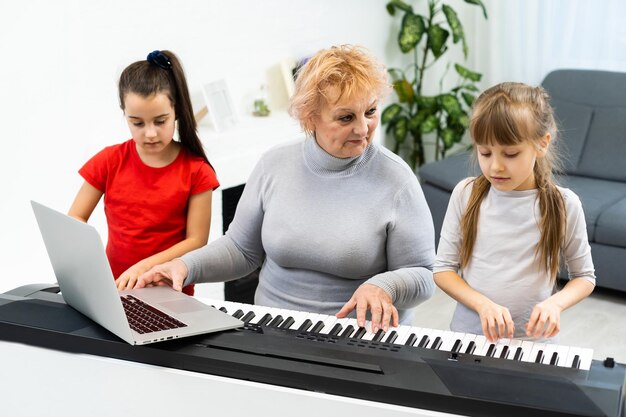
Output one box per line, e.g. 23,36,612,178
204,298,595,371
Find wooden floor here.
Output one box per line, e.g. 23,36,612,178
197,281,626,363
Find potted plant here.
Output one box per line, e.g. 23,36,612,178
382,0,488,170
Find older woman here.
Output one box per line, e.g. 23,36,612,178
137,45,435,333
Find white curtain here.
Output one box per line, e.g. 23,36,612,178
471,0,626,86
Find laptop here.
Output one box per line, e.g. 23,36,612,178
31,200,242,345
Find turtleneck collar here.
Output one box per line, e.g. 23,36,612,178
303,137,377,177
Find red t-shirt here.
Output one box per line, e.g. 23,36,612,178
79,139,219,296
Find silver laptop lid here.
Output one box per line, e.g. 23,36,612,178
31,200,134,343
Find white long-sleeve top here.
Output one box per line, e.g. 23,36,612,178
434,177,595,338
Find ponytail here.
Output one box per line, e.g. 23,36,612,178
119,50,212,167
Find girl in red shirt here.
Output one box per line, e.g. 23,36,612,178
69,50,218,296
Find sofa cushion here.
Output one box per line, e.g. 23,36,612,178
550,98,593,175
576,107,626,182
595,196,626,247
557,175,626,241
418,152,475,190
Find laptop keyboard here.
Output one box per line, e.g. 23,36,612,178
121,295,187,334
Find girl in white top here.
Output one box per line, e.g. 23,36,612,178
434,82,596,342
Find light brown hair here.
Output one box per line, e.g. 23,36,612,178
460,82,565,285
288,45,390,136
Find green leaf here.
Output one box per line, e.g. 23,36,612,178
458,113,470,128
387,0,413,15
440,128,457,149
393,79,415,103
421,114,439,134
462,84,480,92
387,68,406,82
442,4,468,58
381,103,403,124
464,0,488,19
461,92,476,107
427,25,449,58
393,116,409,144
416,95,438,109
408,109,430,133
440,94,463,117
454,63,482,82
398,12,426,53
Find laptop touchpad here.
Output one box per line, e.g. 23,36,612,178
159,299,208,314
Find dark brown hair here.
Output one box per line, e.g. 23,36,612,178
461,82,565,285
118,50,210,165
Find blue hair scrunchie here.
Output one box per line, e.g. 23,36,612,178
147,50,172,70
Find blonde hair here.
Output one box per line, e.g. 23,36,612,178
460,82,565,285
288,45,390,136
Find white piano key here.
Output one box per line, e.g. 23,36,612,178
459,333,477,354
479,339,497,357
528,342,547,364
319,316,338,334
360,322,376,341
440,331,464,352
564,346,594,370
541,343,559,366
288,311,311,330
492,338,512,359
507,339,523,360
554,345,571,367
472,335,488,356
393,325,415,345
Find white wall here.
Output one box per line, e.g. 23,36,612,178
0,0,421,293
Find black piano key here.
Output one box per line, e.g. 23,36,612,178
384,331,398,344
232,309,244,319
513,347,523,361
465,341,476,355
310,320,325,333
430,336,443,350
268,315,284,327
241,311,256,324
417,335,430,348
451,339,462,353
405,333,418,346
486,344,496,358
372,329,385,342
256,313,272,326
500,346,510,359
298,319,313,332
535,350,545,363
549,352,559,366
279,316,295,329
328,323,343,336
340,325,355,338
219,307,228,313
353,327,367,339
571,354,581,369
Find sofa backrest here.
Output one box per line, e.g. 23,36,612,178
542,69,626,182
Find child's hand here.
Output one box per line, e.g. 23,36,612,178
477,301,515,342
526,300,562,338
116,262,150,290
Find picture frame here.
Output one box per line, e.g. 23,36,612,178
201,79,237,131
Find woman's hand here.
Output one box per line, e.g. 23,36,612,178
476,300,515,342
135,259,189,292
526,300,562,339
335,284,399,334
116,261,151,290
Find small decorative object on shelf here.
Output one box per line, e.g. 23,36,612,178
253,84,271,117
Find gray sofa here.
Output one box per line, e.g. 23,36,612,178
419,69,626,293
